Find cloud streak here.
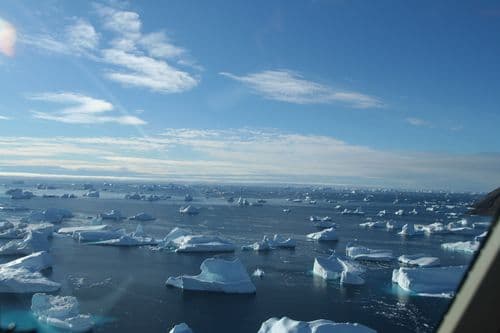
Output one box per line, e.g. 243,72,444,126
28,92,146,125
220,70,383,108
0,128,497,191
406,117,432,127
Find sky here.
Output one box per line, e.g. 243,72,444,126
0,0,499,192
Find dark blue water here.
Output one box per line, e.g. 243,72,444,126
0,181,488,333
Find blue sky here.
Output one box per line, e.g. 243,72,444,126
0,0,499,191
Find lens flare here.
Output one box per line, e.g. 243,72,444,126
0,18,16,57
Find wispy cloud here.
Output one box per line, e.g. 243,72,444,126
405,117,432,127
220,70,383,108
21,3,200,94
28,92,146,125
0,115,11,120
0,128,497,191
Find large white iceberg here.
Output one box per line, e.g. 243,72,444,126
392,266,466,296
166,258,256,294
441,241,479,254
346,245,393,262
0,231,50,255
169,323,193,333
257,317,377,333
313,255,365,284
31,293,94,332
398,254,440,267
0,252,61,293
307,228,338,241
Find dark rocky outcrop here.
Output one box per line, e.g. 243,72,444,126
471,187,500,216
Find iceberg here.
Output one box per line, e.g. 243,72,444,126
394,209,404,216
376,210,386,217
340,270,365,285
74,229,126,242
269,234,296,249
0,231,50,255
242,236,273,251
313,255,365,284
346,245,393,262
0,252,61,293
179,205,199,215
408,208,418,215
88,234,158,246
84,190,100,198
392,266,466,296
441,241,479,254
237,197,250,206
398,223,423,236
253,268,265,278
283,209,291,213
22,208,73,224
173,235,236,253
57,224,108,235
257,317,377,333
129,212,155,221
169,323,193,333
398,254,440,267
99,209,124,221
166,258,256,294
31,293,94,332
307,228,338,241
359,221,386,229
6,188,35,199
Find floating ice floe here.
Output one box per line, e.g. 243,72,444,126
173,235,235,253
341,270,365,285
307,227,338,241
0,231,50,255
359,221,386,229
22,208,73,224
84,190,100,198
129,212,155,221
31,293,94,332
313,255,365,284
166,258,256,294
282,209,291,213
392,266,466,297
341,208,365,215
0,252,61,293
441,241,479,254
169,323,193,333
99,209,123,221
237,197,250,206
472,222,490,230
179,205,199,215
257,317,377,333
394,209,404,216
376,210,386,217
398,254,440,267
270,234,296,249
408,208,418,215
57,224,108,235
398,223,423,236
73,229,126,242
346,245,394,262
88,224,157,247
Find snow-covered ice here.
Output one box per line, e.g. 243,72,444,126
346,245,393,262
441,241,479,254
398,254,440,267
307,228,338,241
257,317,377,333
392,266,466,296
166,258,256,294
31,293,94,332
0,231,50,255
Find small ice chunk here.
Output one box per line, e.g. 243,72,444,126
84,190,99,198
359,221,386,229
253,268,265,278
22,208,73,224
129,212,155,221
169,323,193,333
179,205,199,215
394,209,404,216
398,254,440,267
307,227,338,241
475,231,488,242
398,223,423,236
270,234,296,249
392,266,466,296
376,210,386,217
257,317,377,333
237,197,250,206
31,293,94,332
441,241,479,254
99,209,123,221
166,258,256,294
242,236,273,251
346,245,393,262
